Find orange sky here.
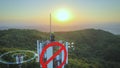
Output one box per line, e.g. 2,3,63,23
0,0,120,33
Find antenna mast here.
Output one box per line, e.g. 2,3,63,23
50,13,55,41
50,13,51,34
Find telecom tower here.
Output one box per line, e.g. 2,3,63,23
36,13,68,68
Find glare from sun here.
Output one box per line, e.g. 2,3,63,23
56,9,70,21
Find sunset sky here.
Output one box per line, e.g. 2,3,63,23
0,0,120,34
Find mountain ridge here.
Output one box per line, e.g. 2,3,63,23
0,28,120,68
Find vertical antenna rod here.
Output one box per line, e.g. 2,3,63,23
50,13,55,41
50,13,51,34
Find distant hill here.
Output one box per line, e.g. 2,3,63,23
0,29,49,50
0,29,120,68
56,29,120,60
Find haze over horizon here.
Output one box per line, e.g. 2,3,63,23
0,0,120,34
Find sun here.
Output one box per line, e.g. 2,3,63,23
55,9,70,21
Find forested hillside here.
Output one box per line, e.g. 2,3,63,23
0,29,120,68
